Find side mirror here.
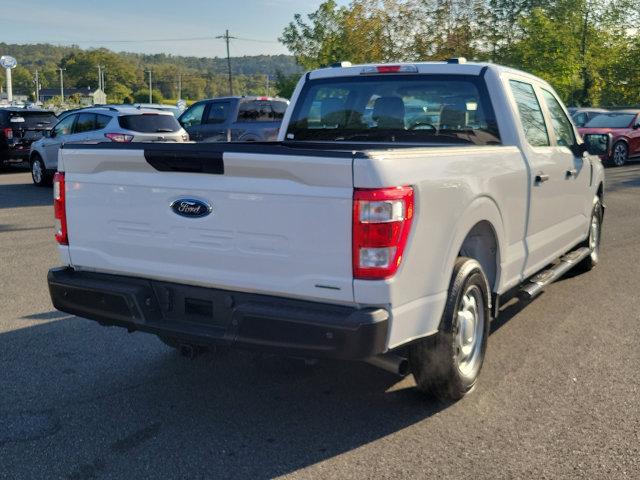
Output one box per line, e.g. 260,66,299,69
582,133,611,156
43,130,52,138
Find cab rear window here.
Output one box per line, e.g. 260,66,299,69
237,100,288,122
286,74,500,145
118,114,181,133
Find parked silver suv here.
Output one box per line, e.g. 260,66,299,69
29,106,189,186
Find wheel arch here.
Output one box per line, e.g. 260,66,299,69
442,197,506,295
29,149,42,163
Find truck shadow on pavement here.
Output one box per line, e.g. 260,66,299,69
0,182,53,210
1,316,451,479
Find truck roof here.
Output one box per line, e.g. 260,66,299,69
308,60,549,86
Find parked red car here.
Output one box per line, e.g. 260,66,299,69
578,110,640,167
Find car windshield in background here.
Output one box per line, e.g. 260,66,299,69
118,114,181,133
585,113,636,128
286,74,500,145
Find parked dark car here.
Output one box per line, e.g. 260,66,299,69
578,110,640,167
178,96,288,142
0,108,57,168
570,107,608,127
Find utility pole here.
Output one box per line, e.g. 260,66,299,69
216,29,236,96
146,69,153,103
34,69,40,104
58,67,66,104
177,73,182,100
266,75,270,97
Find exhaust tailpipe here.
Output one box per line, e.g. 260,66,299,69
365,353,410,376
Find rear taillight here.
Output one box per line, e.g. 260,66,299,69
353,186,414,280
53,172,68,245
3,127,13,140
105,133,134,143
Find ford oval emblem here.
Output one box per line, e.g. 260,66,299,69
170,198,212,218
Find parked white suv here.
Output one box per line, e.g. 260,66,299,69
47,60,608,401
29,106,189,186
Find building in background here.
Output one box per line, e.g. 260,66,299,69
0,92,29,104
39,87,106,105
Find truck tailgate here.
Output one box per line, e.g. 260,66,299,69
60,144,355,304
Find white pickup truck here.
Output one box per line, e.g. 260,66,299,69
48,60,609,401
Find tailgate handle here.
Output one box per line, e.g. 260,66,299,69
144,150,224,175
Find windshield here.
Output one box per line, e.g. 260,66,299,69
585,113,636,129
286,74,500,145
118,114,181,133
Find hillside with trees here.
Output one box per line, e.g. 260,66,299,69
0,42,302,103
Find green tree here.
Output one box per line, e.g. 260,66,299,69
274,70,301,98
280,0,351,69
133,88,165,103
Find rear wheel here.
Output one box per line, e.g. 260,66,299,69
30,155,50,187
608,141,628,167
410,257,491,401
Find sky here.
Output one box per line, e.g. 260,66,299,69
0,0,350,58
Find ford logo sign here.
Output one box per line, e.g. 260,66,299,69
170,198,212,218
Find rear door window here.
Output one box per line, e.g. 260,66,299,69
541,89,575,147
95,114,111,129
118,114,181,133
509,80,550,147
74,113,96,133
206,102,231,125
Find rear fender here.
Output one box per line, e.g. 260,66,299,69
442,196,506,295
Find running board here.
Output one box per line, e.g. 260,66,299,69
519,247,591,301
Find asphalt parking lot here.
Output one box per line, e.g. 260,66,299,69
1,166,639,480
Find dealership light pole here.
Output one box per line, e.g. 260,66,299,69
146,69,152,103
34,69,40,104
58,67,66,103
97,65,103,91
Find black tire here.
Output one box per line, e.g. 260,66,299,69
576,198,603,273
607,141,628,167
409,257,491,401
30,154,51,187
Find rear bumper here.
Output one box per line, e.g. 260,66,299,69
47,268,389,360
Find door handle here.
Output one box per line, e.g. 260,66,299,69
566,168,578,178
535,173,550,184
